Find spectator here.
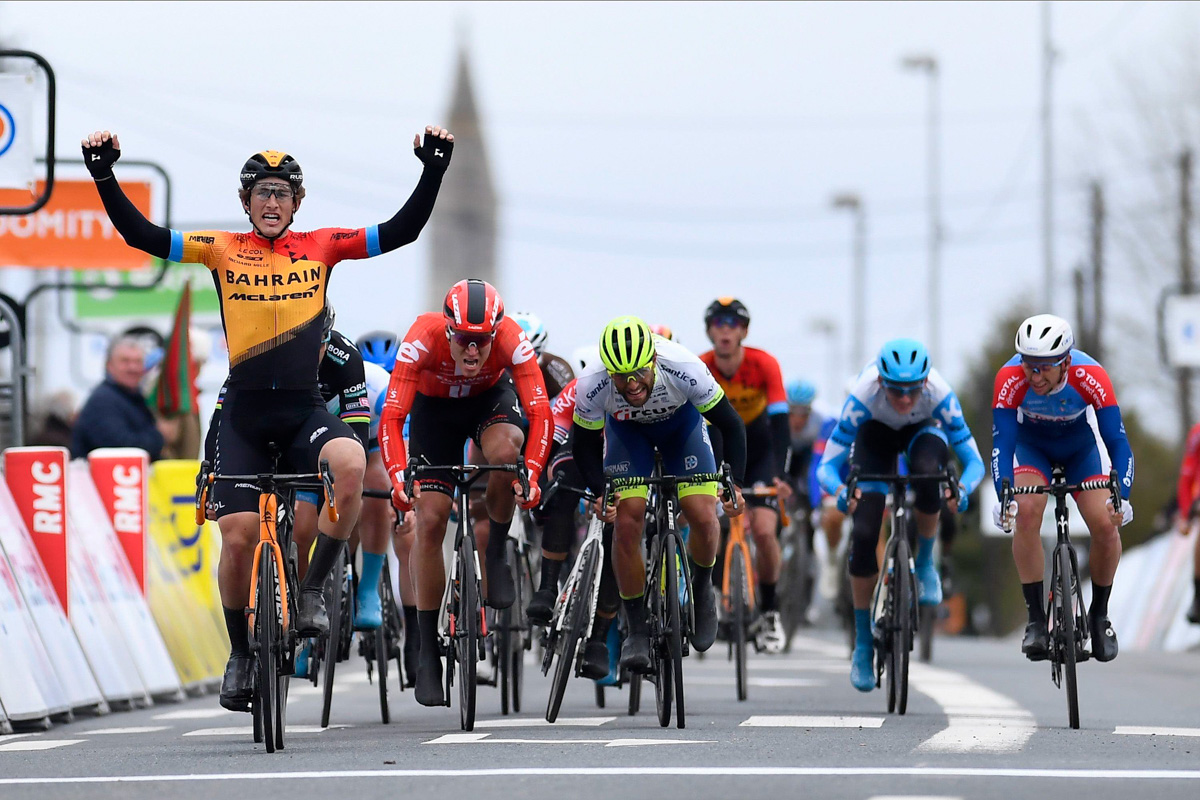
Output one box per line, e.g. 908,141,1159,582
28,390,78,449
71,335,180,460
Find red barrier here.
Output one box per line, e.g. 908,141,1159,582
4,447,69,612
88,449,150,594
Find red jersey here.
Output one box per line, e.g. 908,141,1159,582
699,346,788,424
379,313,552,481
550,379,577,445
1179,422,1200,515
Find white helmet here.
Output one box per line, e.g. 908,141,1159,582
570,344,602,376
1015,314,1074,358
511,311,548,355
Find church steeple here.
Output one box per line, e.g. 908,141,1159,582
428,46,497,311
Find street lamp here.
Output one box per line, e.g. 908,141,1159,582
809,318,841,403
832,192,866,368
901,53,942,361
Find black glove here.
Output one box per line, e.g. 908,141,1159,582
413,131,453,173
82,137,120,180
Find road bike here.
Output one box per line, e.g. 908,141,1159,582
490,509,535,715
1002,467,1121,730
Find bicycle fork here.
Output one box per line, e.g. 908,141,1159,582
248,492,289,635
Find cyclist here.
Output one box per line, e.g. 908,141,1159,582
83,126,454,711
699,298,792,653
572,316,747,672
512,311,576,398
786,379,843,600
1175,422,1200,624
379,279,551,706
817,338,983,692
992,314,1133,663
357,330,400,373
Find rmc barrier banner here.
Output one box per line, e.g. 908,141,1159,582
0,179,153,269
68,460,182,700
0,466,107,710
88,448,149,594
4,447,70,612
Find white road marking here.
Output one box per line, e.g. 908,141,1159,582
5,767,1200,784
289,684,353,698
687,660,847,673
869,796,962,800
0,734,32,742
424,734,710,748
911,662,1036,754
1115,726,1200,738
183,725,350,737
687,676,822,687
153,709,237,720
740,715,884,728
473,717,615,728
0,740,84,752
84,727,171,735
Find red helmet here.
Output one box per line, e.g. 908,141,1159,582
443,279,505,335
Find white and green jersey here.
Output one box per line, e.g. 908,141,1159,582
573,337,725,429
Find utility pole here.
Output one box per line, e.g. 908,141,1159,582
901,54,942,360
1072,266,1088,352
1041,1,1056,312
1090,180,1105,361
832,193,867,368
1180,149,1194,436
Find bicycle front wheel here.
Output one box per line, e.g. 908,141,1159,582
321,547,347,729
651,546,672,728
546,548,597,723
1056,544,1080,729
895,536,913,715
254,550,278,753
665,535,686,729
731,545,748,702
457,533,479,731
375,559,396,725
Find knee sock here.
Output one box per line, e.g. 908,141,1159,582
1090,583,1112,620
758,581,778,612
417,609,440,661
224,607,250,656
357,551,385,600
403,606,419,648
589,613,614,644
302,533,345,592
487,517,512,561
622,595,648,633
1022,581,1045,623
916,535,936,569
689,557,714,591
539,556,564,593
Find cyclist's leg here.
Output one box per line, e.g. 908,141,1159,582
292,495,320,580
353,450,392,629
1066,441,1122,660
906,425,951,605
743,414,782,614
529,445,580,623
1011,438,1051,658
475,379,528,609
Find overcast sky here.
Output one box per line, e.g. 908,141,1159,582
4,1,1194,425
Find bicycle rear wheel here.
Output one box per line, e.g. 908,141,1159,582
1055,544,1080,729
511,540,531,714
731,545,748,702
778,519,812,651
895,536,913,715
255,551,278,753
320,547,347,729
457,533,479,731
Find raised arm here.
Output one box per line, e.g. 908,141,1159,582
82,131,172,258
373,126,455,254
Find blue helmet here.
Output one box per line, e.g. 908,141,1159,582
877,338,930,385
786,379,817,407
355,330,399,372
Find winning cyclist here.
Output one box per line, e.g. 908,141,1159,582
1175,422,1200,624
379,279,551,706
83,125,453,712
817,338,984,691
992,314,1133,662
572,316,747,672
699,298,792,653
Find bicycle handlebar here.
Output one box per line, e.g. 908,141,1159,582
1001,468,1122,514
194,458,337,525
404,458,530,501
845,465,960,507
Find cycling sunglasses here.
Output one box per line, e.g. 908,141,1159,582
448,329,494,350
883,381,925,398
707,314,747,329
609,366,654,385
252,184,296,200
1021,354,1068,375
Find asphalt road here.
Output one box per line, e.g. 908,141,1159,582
3,626,1200,800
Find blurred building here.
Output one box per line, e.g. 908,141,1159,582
427,47,497,312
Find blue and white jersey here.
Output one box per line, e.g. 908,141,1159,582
816,364,985,497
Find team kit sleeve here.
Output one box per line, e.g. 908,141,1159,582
335,355,372,449
499,324,553,483
990,362,1027,496
93,175,173,259
816,393,871,497
167,230,228,267
571,371,609,432
932,387,985,496
1069,362,1134,499
379,320,435,483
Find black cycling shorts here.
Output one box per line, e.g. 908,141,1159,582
212,387,357,517
408,377,524,497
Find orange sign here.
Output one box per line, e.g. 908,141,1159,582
0,179,153,269
3,447,70,613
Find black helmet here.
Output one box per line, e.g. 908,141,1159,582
240,150,303,191
704,297,750,327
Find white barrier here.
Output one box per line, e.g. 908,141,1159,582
1107,527,1200,653
3,447,147,707
0,474,105,712
68,460,183,700
0,542,57,724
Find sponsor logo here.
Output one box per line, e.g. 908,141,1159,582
225,266,322,287
327,344,352,362
310,426,329,443
344,381,365,394
434,148,444,158
229,286,319,301
684,455,698,470
190,234,215,245
1074,368,1108,404
396,339,430,365
511,339,536,365
842,404,866,427
938,396,964,426
660,364,698,387
30,460,64,535
607,461,631,475
613,404,676,422
586,380,609,401
110,464,142,535
330,231,359,240
997,373,1023,405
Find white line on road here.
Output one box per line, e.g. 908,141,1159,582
473,717,616,728
1115,726,1200,738
0,740,84,752
869,796,963,800
5,767,1200,784
182,725,351,737
687,677,823,688
424,733,715,747
740,716,884,728
911,663,1036,754
152,709,236,720
84,727,172,735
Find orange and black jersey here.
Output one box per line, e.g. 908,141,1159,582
93,162,445,391
699,346,791,481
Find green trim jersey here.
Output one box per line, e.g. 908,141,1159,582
573,336,725,430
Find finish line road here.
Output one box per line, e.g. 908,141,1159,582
2,632,1198,800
